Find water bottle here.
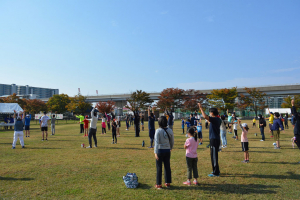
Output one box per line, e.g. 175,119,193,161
142,140,145,147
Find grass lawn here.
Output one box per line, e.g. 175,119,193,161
0,120,299,199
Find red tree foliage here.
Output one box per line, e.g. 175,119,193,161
157,88,184,110
183,89,207,112
95,100,116,114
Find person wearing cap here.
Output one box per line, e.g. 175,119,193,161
12,110,25,149
40,111,50,141
238,119,250,163
270,112,284,149
267,108,274,137
82,115,89,137
51,112,57,135
198,102,221,177
24,112,32,137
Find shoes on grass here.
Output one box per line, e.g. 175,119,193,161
260,140,264,141
25,136,27,137
274,147,280,149
193,180,198,185
155,185,162,189
12,147,15,149
270,135,273,138
22,146,25,148
41,139,44,141
164,183,170,188
86,146,92,148
199,143,203,145
208,174,219,177
273,143,276,146
94,145,97,148
183,181,191,186
148,146,153,148
241,160,247,163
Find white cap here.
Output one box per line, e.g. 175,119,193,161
242,123,248,127
26,114,29,117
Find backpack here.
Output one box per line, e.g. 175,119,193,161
123,173,139,189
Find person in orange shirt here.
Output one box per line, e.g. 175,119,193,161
82,115,89,137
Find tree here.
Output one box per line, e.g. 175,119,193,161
126,90,153,111
23,99,48,114
237,87,267,117
183,89,207,112
47,94,70,113
66,94,92,114
0,93,26,108
207,87,238,113
282,95,300,109
157,88,184,110
95,100,115,114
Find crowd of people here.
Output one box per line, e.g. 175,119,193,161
7,99,300,190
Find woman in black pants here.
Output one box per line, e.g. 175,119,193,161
259,114,266,141
154,116,174,189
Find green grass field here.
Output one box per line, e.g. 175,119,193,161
0,120,299,200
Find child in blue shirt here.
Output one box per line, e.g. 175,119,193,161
196,122,203,145
181,118,185,134
185,119,191,137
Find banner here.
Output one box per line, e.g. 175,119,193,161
35,114,63,120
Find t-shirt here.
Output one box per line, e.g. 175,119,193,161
167,113,173,126
182,120,184,126
239,124,248,142
228,116,233,123
148,116,155,130
24,115,31,126
185,137,199,158
233,121,238,130
253,119,256,123
208,117,221,140
196,125,202,133
83,119,89,127
269,114,274,124
185,121,191,128
190,117,196,126
40,115,50,127
51,117,56,124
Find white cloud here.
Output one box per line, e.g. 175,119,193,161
272,67,300,73
160,11,168,15
205,16,215,22
178,76,300,90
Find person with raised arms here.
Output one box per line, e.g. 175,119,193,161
198,102,221,177
24,111,31,137
291,99,300,163
86,107,98,148
12,110,25,149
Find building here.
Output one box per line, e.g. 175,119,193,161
0,83,59,99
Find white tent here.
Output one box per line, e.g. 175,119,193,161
265,108,292,114
0,103,23,114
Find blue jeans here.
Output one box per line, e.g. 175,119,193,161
221,130,227,146
260,127,265,140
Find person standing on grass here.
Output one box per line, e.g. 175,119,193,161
112,121,117,144
101,115,106,134
106,113,111,131
258,114,266,141
220,115,232,148
196,122,203,145
165,108,174,131
267,108,274,138
126,114,130,131
291,99,300,163
185,119,191,137
154,116,174,189
181,118,185,134
198,102,221,177
40,111,50,141
252,117,256,128
205,119,209,129
233,119,238,140
24,112,31,137
76,113,85,134
238,119,250,163
270,112,284,149
141,114,145,131
51,112,56,135
86,107,98,148
82,115,89,137
284,113,289,129
12,110,25,149
148,106,156,148
116,115,121,137
183,128,199,186
227,109,233,133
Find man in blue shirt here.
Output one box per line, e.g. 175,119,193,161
148,106,156,148
198,102,221,177
24,112,32,137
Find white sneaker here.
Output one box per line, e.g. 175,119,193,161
126,129,128,131
260,140,264,141
86,146,92,148
273,143,276,146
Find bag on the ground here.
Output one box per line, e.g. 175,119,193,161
123,173,139,188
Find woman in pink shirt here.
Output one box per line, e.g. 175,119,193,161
183,128,199,186
238,120,250,163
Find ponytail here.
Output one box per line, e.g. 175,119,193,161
194,129,198,142
188,128,197,142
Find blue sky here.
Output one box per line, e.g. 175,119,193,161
1,0,299,96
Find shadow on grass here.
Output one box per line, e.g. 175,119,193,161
250,161,300,165
29,147,62,149
224,172,300,180
224,151,281,153
104,147,147,150
0,176,34,181
167,183,279,194
138,183,152,189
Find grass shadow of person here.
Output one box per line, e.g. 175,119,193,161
0,177,34,181
224,171,300,180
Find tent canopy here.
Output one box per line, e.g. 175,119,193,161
0,103,23,114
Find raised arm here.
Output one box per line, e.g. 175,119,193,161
13,110,16,119
198,103,209,121
227,109,229,116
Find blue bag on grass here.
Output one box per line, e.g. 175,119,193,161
123,173,139,189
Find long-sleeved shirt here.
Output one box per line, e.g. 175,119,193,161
154,128,174,154
166,111,174,126
76,115,84,124
220,120,230,132
89,108,98,129
292,106,300,135
271,118,284,131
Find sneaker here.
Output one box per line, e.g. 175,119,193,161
183,181,191,186
193,180,198,185
164,183,170,188
22,146,25,148
94,145,97,148
155,185,162,189
211,172,221,175
260,140,264,141
86,146,92,148
273,142,276,146
246,160,249,163
148,146,153,148
26,136,27,137
28,136,30,137
111,142,114,144
199,143,203,145
12,147,15,149
241,160,248,163
270,135,273,138
232,136,236,139
274,147,280,149
42,139,44,141
208,174,219,177
218,149,222,152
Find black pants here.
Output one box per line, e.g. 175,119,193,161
186,157,198,179
135,124,140,137
182,128,184,134
112,131,117,143
285,122,288,129
102,127,106,134
107,122,111,130
88,128,97,147
156,151,172,185
130,120,133,125
295,135,300,149
260,127,265,140
80,124,84,133
205,122,208,129
210,139,220,175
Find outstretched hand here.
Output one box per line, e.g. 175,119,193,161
291,99,294,106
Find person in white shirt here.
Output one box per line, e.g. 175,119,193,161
87,108,98,148
40,111,50,141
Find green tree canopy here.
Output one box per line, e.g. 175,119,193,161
47,94,70,113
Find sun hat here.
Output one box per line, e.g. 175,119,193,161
242,123,248,127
